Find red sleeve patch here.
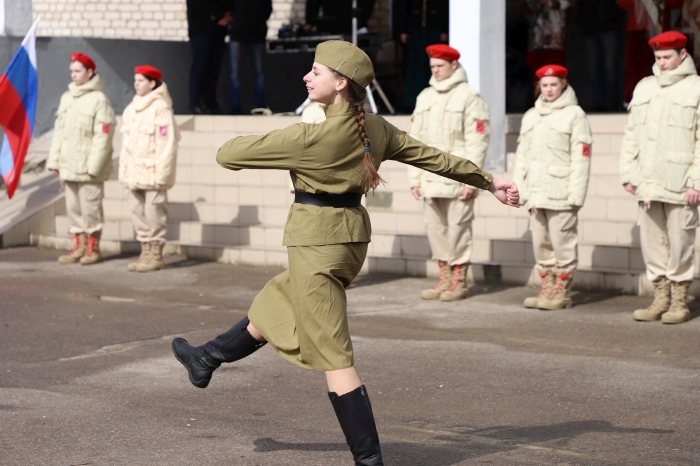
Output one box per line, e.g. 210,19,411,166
101,123,110,134
476,121,485,134
159,126,168,137
582,144,591,157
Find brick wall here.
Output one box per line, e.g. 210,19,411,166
32,0,189,41
32,0,391,41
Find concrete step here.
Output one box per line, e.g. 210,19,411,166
32,230,675,296
51,201,700,282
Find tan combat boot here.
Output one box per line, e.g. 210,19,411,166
58,233,87,264
136,241,165,272
662,281,691,324
440,264,470,301
538,273,573,310
524,269,555,308
79,232,103,265
421,261,451,300
127,242,150,272
633,277,670,321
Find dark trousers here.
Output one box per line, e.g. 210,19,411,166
586,30,622,111
623,30,654,104
229,41,266,112
189,31,227,111
402,27,443,110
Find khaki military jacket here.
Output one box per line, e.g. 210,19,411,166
620,56,700,205
119,83,180,190
47,74,116,183
513,85,592,210
408,66,490,198
217,102,493,247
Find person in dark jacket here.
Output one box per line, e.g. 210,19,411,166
226,0,273,114
186,0,231,114
575,0,626,111
305,0,377,35
393,0,449,110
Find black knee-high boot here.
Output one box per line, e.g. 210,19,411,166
172,317,266,388
329,385,384,466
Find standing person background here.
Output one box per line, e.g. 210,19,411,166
575,0,626,112
186,0,231,114
617,0,656,106
524,0,570,89
47,53,115,266
304,0,377,35
620,31,700,325
171,41,520,466
119,65,180,273
513,64,592,310
226,0,272,114
408,44,490,302
393,0,449,111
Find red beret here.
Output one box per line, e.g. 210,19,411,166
536,64,568,79
426,44,460,61
649,31,687,51
70,52,96,71
134,65,163,81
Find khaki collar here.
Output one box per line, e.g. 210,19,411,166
324,102,356,118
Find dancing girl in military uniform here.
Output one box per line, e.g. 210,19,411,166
172,40,520,465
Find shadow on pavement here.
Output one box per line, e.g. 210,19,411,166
473,420,673,443
253,437,479,466
165,257,210,269
571,290,624,308
253,420,673,466
351,273,408,289
254,438,346,452
101,252,137,262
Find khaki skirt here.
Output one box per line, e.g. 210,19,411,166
248,242,368,371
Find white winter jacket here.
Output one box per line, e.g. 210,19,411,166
408,66,490,198
619,56,700,205
513,85,593,211
119,83,180,190
47,75,116,183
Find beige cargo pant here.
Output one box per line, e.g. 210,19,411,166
639,201,698,283
531,208,578,274
129,189,168,243
424,198,474,266
65,181,104,235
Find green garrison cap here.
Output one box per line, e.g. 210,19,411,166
314,40,375,88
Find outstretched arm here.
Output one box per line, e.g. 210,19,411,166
216,123,305,171
384,120,519,207
488,178,520,208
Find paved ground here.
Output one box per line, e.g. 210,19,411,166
1,247,699,466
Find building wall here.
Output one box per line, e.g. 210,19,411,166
31,0,390,41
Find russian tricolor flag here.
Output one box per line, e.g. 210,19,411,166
0,18,40,199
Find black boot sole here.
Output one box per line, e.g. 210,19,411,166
171,338,210,389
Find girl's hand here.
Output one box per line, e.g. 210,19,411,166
488,178,520,208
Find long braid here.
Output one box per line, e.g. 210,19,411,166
354,101,384,194
331,68,384,194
